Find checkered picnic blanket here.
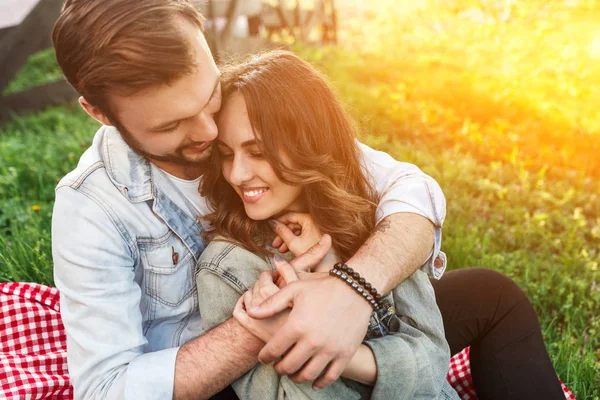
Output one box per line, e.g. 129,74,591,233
0,282,71,399
0,282,576,399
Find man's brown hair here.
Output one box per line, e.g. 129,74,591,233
52,0,205,115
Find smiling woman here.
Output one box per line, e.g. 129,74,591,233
196,49,462,400
215,93,305,221
201,50,379,262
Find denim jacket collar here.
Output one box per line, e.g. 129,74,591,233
98,126,205,260
100,126,154,203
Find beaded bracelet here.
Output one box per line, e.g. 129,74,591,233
329,263,384,311
334,262,383,305
329,268,379,310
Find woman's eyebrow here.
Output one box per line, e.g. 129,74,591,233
215,139,259,149
240,140,258,148
215,139,231,149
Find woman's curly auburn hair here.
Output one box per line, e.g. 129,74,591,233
200,50,379,261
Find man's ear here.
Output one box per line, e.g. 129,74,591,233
79,96,113,126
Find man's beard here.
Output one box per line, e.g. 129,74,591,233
115,122,212,167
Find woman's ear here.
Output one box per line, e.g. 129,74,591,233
78,97,113,126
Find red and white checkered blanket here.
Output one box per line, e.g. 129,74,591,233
0,282,576,399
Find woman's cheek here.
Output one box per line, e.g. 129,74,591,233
221,161,233,184
258,161,280,186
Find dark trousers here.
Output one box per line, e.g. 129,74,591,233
431,267,564,400
211,267,565,400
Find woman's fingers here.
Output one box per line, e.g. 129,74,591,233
273,256,299,285
233,295,248,321
278,243,289,253
287,223,302,233
289,234,332,272
272,222,300,251
250,273,278,310
247,282,298,319
268,220,296,246
257,271,279,300
244,289,254,310
274,212,306,226
272,235,284,248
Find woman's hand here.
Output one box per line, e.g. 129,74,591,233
270,212,340,271
270,212,322,256
233,258,300,343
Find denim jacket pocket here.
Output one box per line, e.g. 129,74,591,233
141,233,195,307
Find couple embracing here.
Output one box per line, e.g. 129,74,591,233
51,1,564,399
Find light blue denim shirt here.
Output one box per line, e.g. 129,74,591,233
52,126,447,399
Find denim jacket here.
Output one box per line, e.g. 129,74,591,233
52,126,447,399
196,240,460,400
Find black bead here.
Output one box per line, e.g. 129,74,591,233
364,283,372,290
346,267,353,274
375,294,382,301
341,264,348,271
352,272,360,279
358,277,366,285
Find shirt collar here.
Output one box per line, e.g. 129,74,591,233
99,126,154,203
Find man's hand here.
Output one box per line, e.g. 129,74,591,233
246,257,372,390
233,262,297,343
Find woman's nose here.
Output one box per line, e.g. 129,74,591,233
228,155,253,186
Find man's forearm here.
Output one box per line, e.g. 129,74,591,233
346,213,434,294
173,318,263,400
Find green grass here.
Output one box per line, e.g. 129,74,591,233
1,1,599,397
3,48,64,95
0,107,99,283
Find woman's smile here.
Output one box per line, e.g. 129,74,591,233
240,187,270,203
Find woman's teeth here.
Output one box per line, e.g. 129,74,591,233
243,188,268,198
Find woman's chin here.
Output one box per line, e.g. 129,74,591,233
244,207,274,221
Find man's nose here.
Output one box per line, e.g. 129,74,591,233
228,155,253,186
189,112,218,143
